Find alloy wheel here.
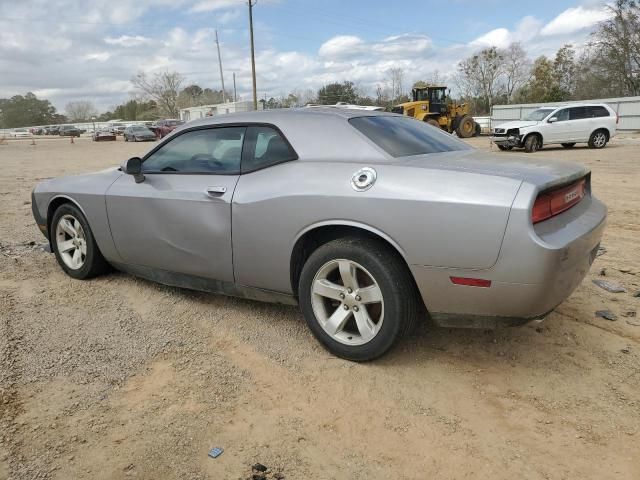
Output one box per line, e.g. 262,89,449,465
593,132,606,148
55,214,87,270
310,259,384,346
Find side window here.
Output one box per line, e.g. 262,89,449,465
242,126,297,173
588,106,610,118
555,109,570,121
142,127,246,174
569,107,587,120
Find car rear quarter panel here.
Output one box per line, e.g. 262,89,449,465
232,160,522,294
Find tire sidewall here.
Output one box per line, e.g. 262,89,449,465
51,204,101,280
298,239,407,361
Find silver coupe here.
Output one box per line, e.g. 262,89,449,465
31,109,607,361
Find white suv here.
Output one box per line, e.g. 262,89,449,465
491,103,618,153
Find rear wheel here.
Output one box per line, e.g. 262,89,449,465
588,130,608,149
299,237,419,361
524,134,541,153
561,143,576,148
51,204,110,280
426,119,440,129
497,144,513,151
456,115,475,138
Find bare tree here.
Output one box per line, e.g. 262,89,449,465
387,67,405,103
457,47,504,113
65,100,98,122
131,71,185,118
501,43,531,103
590,0,640,96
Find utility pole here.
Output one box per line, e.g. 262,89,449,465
248,0,258,110
233,73,237,102
215,29,227,103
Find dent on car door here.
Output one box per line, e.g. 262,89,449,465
106,126,246,282
232,125,299,292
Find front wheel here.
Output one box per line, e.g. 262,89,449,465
51,203,110,280
588,130,608,149
524,134,541,153
298,237,419,361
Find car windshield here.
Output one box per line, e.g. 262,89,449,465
132,126,150,131
524,108,555,121
349,115,472,157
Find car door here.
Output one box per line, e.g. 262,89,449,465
106,125,246,282
567,107,590,141
544,108,570,143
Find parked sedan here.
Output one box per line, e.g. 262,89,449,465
124,125,157,142
59,125,81,137
30,109,606,361
92,129,117,141
9,128,32,138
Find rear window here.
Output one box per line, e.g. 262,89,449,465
349,115,472,158
587,106,610,117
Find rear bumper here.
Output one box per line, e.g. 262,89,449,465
411,193,606,327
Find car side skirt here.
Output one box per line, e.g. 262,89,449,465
110,262,298,306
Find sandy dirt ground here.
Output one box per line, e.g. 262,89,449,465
0,134,639,480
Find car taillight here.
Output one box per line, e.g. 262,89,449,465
532,178,586,224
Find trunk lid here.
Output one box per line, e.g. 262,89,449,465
398,150,589,190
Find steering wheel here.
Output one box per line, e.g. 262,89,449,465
190,153,223,169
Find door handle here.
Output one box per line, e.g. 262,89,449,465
205,186,227,197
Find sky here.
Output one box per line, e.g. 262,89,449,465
0,0,613,113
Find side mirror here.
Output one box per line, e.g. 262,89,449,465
121,157,145,183
548,117,558,123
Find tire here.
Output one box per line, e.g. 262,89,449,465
50,203,110,280
298,237,419,361
524,134,541,153
562,143,576,148
456,115,475,138
497,144,513,151
426,119,440,129
588,130,608,149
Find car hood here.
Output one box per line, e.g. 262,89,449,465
398,150,589,190
494,120,539,130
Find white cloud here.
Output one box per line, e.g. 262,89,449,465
190,0,247,13
319,36,365,58
540,6,611,36
104,35,153,47
84,52,111,62
471,28,511,48
319,34,431,59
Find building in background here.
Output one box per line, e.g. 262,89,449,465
180,100,263,122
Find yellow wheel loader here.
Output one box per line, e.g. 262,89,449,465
391,86,480,138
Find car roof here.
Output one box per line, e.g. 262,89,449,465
187,107,394,129
538,103,611,108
